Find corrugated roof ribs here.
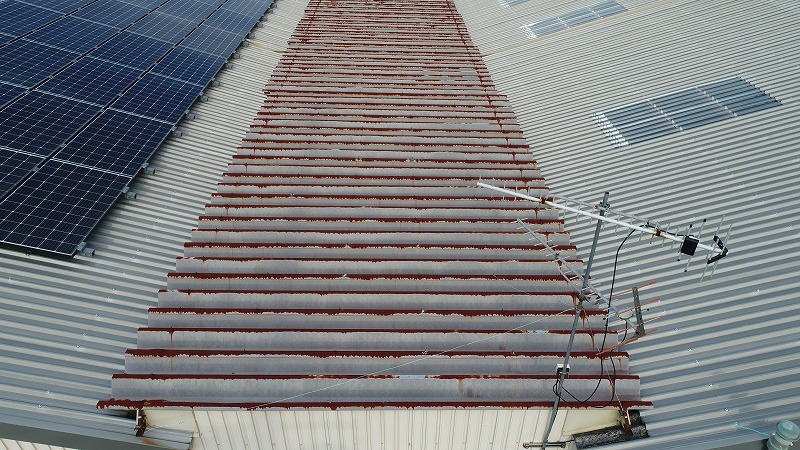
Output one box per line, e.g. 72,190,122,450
102,0,647,411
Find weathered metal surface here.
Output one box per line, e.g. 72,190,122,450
452,0,800,448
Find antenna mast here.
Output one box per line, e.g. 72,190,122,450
477,182,731,449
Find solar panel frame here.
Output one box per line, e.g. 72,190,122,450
0,91,100,156
73,0,151,28
110,73,202,123
127,12,197,42
0,1,63,40
151,46,226,85
202,8,257,34
26,16,119,54
0,83,26,109
0,40,79,87
38,57,143,105
158,0,222,21
23,0,93,13
0,148,44,197
0,160,129,256
181,25,242,57
54,109,174,176
88,31,174,70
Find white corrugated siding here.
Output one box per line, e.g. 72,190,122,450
143,408,620,450
0,0,308,447
454,0,800,448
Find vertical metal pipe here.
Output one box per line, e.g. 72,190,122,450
541,192,609,449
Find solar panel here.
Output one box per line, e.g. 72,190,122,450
182,25,242,57
0,160,129,256
26,16,118,54
0,148,44,197
55,109,173,176
128,12,196,42
158,0,221,21
39,57,142,105
222,0,272,17
152,46,226,85
73,0,150,28
88,32,173,70
110,73,202,123
0,1,62,40
0,91,100,156
0,40,78,87
23,0,92,13
0,83,26,109
0,0,275,256
203,9,257,34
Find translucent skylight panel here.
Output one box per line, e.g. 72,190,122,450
0,148,44,197
152,46,226,85
0,40,78,87
0,1,62,39
203,9,256,33
182,25,241,56
26,16,118,53
0,91,100,155
24,0,92,13
38,57,142,105
73,0,150,28
89,32,173,69
55,110,173,176
0,83,26,109
128,12,196,42
110,73,201,123
0,160,129,256
594,77,780,147
521,0,626,38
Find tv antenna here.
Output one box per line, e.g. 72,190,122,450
477,182,731,449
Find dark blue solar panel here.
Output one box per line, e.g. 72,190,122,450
26,16,118,54
89,32,173,70
55,109,173,176
119,0,164,8
0,91,99,156
152,47,225,85
0,148,44,197
74,0,150,28
222,0,273,17
128,12,196,42
111,73,201,123
23,0,92,13
0,1,62,40
0,40,78,87
158,0,221,21
182,25,241,57
203,9,257,34
0,160,129,256
0,83,26,109
38,57,142,105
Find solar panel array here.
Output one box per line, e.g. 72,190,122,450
0,0,273,256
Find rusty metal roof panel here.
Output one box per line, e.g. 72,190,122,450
101,0,648,430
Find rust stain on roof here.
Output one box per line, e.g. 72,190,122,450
100,0,644,413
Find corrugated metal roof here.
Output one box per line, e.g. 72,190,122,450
453,0,800,448
102,0,646,437
0,0,307,447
